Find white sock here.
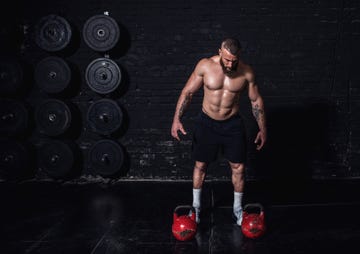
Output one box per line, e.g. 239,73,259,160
233,192,243,214
192,188,201,209
192,188,201,223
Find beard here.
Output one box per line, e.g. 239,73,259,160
220,59,238,76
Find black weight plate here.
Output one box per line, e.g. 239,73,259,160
0,99,29,136
0,59,24,95
35,99,71,136
38,140,74,178
35,14,72,52
85,58,121,94
35,56,72,94
88,139,124,177
87,99,123,135
83,14,120,51
0,139,30,178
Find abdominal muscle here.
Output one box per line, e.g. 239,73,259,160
202,88,240,120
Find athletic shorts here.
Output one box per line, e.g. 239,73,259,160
192,111,246,163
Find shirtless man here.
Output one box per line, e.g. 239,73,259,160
171,38,267,226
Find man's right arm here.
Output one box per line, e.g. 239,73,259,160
171,60,206,141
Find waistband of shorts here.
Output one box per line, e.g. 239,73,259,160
199,110,240,123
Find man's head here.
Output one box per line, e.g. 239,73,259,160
219,38,242,76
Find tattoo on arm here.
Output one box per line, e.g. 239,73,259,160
252,104,264,122
179,93,192,119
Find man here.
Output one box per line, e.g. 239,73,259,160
171,38,267,226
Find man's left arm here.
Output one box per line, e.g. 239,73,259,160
247,71,267,150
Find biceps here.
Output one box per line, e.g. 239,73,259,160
248,83,260,102
182,72,203,95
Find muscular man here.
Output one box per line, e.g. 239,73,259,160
171,38,267,226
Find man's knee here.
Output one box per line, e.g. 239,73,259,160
194,162,208,173
230,162,245,175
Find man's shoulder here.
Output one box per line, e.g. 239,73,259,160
198,56,217,64
239,61,252,71
196,56,218,69
238,62,253,74
239,63,255,83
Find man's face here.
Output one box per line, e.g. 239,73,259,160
219,48,239,76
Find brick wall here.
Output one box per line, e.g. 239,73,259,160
1,0,359,180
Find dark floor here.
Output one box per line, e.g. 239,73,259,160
0,178,360,254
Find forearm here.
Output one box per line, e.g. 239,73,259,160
251,97,266,132
173,91,193,122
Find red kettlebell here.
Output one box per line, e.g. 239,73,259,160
172,205,197,241
241,203,266,239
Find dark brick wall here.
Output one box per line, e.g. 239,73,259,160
1,0,360,180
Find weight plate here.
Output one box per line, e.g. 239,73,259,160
0,59,24,95
88,139,124,177
35,14,72,52
38,140,74,178
83,14,120,51
0,99,29,136
87,99,123,135
0,139,30,179
85,58,121,94
35,99,72,136
34,56,72,94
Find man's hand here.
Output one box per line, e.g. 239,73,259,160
254,130,267,150
171,120,187,141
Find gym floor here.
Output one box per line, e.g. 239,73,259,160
0,178,359,254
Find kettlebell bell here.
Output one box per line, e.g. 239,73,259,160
241,203,266,239
172,205,197,241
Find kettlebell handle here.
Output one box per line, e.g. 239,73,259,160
173,205,196,221
244,203,264,212
174,205,195,214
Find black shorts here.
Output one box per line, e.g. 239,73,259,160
192,111,246,163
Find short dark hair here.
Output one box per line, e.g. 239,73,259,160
221,38,242,55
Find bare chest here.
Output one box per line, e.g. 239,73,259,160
204,71,248,93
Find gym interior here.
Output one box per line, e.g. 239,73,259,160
1,0,360,253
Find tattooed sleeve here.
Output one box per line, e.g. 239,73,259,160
178,93,192,119
252,104,264,122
